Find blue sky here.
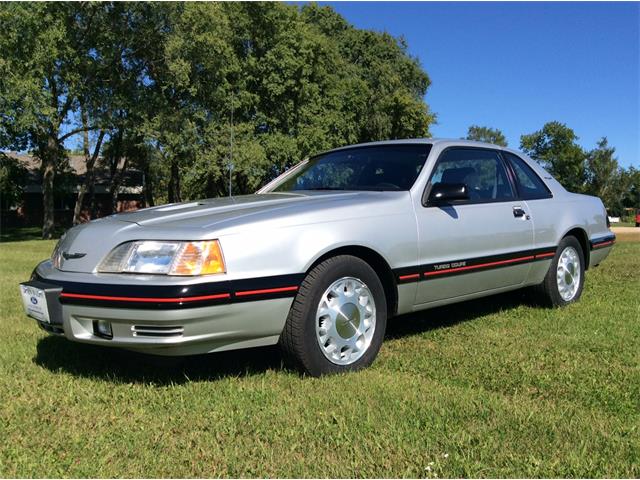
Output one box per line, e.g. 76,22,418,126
318,1,639,167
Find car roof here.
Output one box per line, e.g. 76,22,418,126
323,138,516,154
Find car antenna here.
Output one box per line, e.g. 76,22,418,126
229,91,234,198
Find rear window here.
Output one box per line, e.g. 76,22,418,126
504,152,552,200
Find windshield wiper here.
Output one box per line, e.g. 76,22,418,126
302,187,347,191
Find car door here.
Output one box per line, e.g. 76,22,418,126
413,147,534,305
501,151,558,284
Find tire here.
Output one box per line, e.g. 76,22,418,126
279,255,387,376
533,236,585,307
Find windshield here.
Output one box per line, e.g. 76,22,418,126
268,144,432,192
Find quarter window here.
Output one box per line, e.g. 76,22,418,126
429,148,514,202
503,152,552,200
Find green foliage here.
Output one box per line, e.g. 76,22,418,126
583,138,627,215
520,121,587,193
0,3,127,151
0,154,28,209
0,1,437,228
621,166,640,209
0,3,66,150
0,2,156,236
465,125,507,147
151,2,436,200
2,2,634,215
519,123,638,211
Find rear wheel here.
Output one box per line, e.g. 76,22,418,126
279,255,387,376
533,236,585,307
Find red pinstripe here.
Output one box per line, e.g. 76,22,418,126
235,286,299,297
60,292,231,303
398,273,421,281
593,240,614,248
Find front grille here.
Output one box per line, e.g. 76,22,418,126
131,325,184,338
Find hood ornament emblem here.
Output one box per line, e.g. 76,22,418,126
62,251,87,260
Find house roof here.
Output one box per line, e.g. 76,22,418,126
3,151,143,195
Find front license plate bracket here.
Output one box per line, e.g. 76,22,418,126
19,280,64,326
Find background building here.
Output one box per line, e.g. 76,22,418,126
2,152,144,227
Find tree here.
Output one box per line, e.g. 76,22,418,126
0,3,117,237
465,125,507,146
133,2,238,202
70,5,132,223
0,153,28,210
621,166,640,212
301,3,435,142
146,2,437,202
583,137,627,215
1,2,437,223
520,121,587,193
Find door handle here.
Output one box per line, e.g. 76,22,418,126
513,206,530,219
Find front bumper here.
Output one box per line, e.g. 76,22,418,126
24,262,300,356
54,298,294,356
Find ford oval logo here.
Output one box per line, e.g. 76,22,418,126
30,296,38,305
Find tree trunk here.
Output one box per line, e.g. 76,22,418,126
168,159,181,203
88,182,97,219
142,160,154,208
72,122,90,225
41,135,58,239
73,114,105,225
110,157,129,213
107,129,124,214
72,134,104,225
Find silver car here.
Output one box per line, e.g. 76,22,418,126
20,139,615,376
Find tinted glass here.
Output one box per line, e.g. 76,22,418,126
271,144,431,192
430,148,514,202
504,152,552,199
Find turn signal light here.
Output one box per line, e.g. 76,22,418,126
171,240,226,276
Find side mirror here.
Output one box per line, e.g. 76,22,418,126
427,183,469,205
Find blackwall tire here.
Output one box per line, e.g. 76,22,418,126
533,236,585,308
279,255,387,376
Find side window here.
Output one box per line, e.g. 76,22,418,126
504,152,552,200
429,148,514,202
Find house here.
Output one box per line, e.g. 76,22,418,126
2,152,145,227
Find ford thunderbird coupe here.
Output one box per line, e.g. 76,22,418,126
21,139,615,376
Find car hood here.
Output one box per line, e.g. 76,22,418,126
52,191,409,273
112,192,345,228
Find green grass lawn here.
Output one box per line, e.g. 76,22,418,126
1,238,638,477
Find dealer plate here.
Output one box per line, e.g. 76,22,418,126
20,284,50,323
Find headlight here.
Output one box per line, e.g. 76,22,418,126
98,240,226,276
51,233,66,269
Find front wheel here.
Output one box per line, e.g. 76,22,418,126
279,255,387,376
533,236,585,307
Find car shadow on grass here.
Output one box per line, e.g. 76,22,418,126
33,288,537,384
34,337,286,385
385,287,535,340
